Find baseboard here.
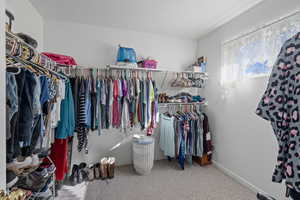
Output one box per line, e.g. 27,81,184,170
212,160,269,195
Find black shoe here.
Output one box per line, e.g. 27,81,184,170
69,164,79,186
78,162,88,182
6,170,18,188
87,165,95,181
77,165,83,184
94,163,101,180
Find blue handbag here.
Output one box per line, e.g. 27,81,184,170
117,45,137,63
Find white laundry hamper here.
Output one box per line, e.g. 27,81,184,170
132,136,155,175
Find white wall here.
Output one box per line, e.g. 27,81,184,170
44,20,196,69
0,0,6,190
5,0,44,50
197,0,300,198
44,20,197,166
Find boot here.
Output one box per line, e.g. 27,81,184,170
107,157,115,179
100,158,108,180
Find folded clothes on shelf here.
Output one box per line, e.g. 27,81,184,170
159,92,205,103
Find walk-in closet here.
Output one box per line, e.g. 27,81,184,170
1,0,300,199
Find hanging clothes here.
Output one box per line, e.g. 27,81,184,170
159,107,208,169
55,80,75,139
76,77,89,153
67,69,159,153
49,139,69,181
256,32,300,192
159,114,175,158
5,64,74,181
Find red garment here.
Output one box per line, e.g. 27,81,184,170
50,138,69,181
112,80,120,128
42,52,77,66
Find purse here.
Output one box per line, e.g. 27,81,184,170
117,45,137,63
141,59,157,69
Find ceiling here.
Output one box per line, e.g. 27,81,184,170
29,0,264,40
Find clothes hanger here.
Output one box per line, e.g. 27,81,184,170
171,72,179,87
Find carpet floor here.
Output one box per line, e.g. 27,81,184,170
57,160,256,200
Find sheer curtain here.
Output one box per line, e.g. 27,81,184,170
221,12,300,88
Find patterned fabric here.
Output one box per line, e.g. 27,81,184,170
78,79,86,125
48,78,57,100
75,78,89,153
77,126,88,154
256,32,300,192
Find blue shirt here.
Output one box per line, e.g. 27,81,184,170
55,80,75,139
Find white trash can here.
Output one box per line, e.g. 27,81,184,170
132,136,155,175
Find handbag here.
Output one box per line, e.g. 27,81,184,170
140,59,157,69
117,45,137,63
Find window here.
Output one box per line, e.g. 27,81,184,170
221,12,300,87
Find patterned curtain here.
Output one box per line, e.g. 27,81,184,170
221,12,300,88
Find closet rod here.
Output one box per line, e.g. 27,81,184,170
223,9,300,45
106,65,208,75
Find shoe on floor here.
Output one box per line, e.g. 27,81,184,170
87,165,95,181
100,158,108,180
79,162,90,182
6,170,18,189
94,163,101,180
77,164,84,184
107,157,115,179
69,164,79,186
